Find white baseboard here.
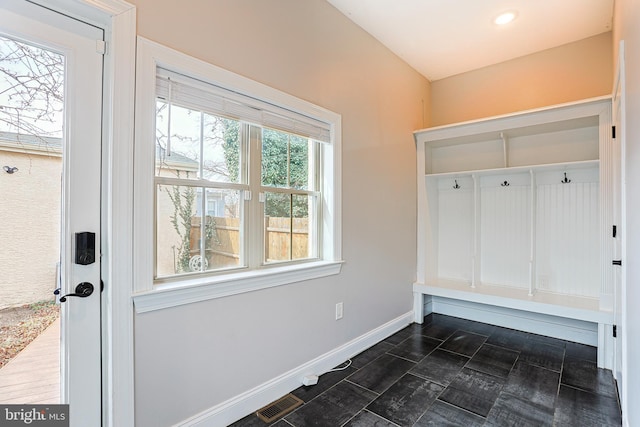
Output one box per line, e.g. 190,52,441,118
427,297,598,346
178,311,414,427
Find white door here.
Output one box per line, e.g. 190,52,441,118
0,1,103,424
612,41,625,390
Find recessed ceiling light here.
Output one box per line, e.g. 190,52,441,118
494,11,517,25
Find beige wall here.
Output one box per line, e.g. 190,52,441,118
129,1,430,425
613,1,640,425
430,32,613,126
0,151,61,309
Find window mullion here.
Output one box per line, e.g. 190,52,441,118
311,142,320,259
154,176,248,190
199,113,206,272
287,134,291,188
289,194,293,260
246,124,263,268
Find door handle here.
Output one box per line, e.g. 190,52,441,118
56,282,94,302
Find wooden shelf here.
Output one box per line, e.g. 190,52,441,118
424,159,599,179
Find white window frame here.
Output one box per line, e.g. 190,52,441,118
133,37,342,313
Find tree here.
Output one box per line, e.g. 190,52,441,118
155,104,224,273
222,121,310,218
165,179,196,273
0,36,64,138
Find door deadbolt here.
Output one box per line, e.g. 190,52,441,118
75,232,96,265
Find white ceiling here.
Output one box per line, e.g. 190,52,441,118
327,0,614,81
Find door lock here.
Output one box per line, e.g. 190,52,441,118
55,282,94,302
75,232,95,265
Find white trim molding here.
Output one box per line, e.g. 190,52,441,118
133,37,343,308
98,3,136,427
33,1,138,426
133,261,343,313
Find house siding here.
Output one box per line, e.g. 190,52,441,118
0,149,61,309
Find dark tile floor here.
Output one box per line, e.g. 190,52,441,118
231,314,622,427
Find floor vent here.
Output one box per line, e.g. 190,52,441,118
256,393,304,423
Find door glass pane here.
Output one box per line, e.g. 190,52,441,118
0,35,62,403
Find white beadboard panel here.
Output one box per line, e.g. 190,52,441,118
536,182,599,297
535,167,599,186
480,183,531,288
437,185,473,282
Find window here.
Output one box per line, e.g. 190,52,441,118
154,95,245,277
133,38,342,311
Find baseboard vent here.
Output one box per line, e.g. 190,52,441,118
256,393,304,423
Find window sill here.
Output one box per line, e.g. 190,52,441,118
132,260,344,313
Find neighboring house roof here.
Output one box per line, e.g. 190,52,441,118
0,132,199,174
0,131,62,157
156,145,199,173
0,132,199,176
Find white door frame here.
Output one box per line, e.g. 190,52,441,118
613,39,628,425
29,1,137,426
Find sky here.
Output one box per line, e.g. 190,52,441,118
0,35,64,138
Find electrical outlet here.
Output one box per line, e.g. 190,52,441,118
335,302,343,320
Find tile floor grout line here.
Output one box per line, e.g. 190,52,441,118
384,351,426,365
339,408,402,427
555,347,567,405
343,378,382,397
351,342,396,371
417,332,444,341
560,381,621,398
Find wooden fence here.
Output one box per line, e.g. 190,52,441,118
189,216,309,270
264,216,310,262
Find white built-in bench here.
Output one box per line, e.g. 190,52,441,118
413,281,615,368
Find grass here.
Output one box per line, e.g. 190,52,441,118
0,300,59,369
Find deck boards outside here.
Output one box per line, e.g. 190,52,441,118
0,318,60,404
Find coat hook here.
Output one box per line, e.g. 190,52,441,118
453,180,460,189
561,172,571,184
501,180,510,187
3,166,18,174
